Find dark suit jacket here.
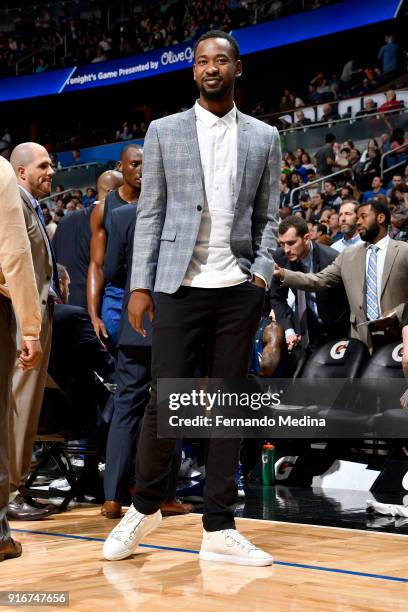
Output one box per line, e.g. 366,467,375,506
52,206,93,308
104,204,152,347
269,242,349,341
47,304,115,428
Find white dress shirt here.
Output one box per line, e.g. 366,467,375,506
365,234,390,315
182,101,249,288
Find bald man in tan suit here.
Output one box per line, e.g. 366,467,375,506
0,157,42,560
7,143,60,521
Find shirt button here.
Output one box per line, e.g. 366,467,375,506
197,205,202,211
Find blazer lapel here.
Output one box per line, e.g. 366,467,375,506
181,108,205,198
20,189,53,267
381,240,398,297
234,111,250,207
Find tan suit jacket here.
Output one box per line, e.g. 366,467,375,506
0,158,41,339
17,188,53,322
283,239,408,351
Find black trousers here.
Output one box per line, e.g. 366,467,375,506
132,282,265,531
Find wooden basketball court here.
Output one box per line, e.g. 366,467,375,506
1,507,407,611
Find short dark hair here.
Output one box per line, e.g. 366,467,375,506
120,143,142,160
278,215,309,237
194,30,240,61
316,223,328,235
325,133,336,144
358,200,391,227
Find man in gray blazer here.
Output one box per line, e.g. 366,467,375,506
104,31,280,566
274,200,408,352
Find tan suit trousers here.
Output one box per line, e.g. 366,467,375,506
9,303,52,494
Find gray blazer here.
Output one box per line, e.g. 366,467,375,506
282,239,408,351
130,106,281,294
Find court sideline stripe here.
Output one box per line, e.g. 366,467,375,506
11,527,408,584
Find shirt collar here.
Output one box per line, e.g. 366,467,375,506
19,185,38,209
194,100,237,129
369,235,389,251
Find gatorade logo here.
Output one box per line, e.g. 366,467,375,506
275,456,298,480
392,343,404,363
330,340,349,360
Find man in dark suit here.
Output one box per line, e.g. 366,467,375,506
52,206,94,308
101,205,192,519
270,216,349,366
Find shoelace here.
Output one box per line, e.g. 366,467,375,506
111,507,143,542
220,529,258,552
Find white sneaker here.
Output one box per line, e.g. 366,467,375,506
103,504,162,561
199,529,273,567
366,499,408,518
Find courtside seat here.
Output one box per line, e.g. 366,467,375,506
24,378,108,510
360,342,408,439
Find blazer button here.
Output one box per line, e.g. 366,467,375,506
197,205,202,211
46,275,51,281
42,299,46,305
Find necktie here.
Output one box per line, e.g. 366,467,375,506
34,202,61,299
366,245,379,320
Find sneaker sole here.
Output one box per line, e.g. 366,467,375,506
103,512,162,561
199,551,273,567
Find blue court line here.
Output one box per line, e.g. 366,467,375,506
11,528,408,584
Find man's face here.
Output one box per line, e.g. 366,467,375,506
341,188,351,200
392,175,402,187
66,201,76,212
279,227,309,261
309,225,322,241
20,148,54,199
357,205,382,242
324,182,335,196
193,37,241,101
119,148,142,190
372,177,382,190
339,204,357,234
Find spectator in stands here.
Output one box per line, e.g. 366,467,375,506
331,201,363,253
360,139,380,164
320,104,340,123
119,124,134,141
315,133,336,177
378,34,401,78
83,187,96,208
390,207,408,242
340,59,363,90
355,98,377,118
334,147,351,172
309,222,328,241
279,176,291,208
361,176,387,203
378,90,404,114
310,192,329,223
307,84,321,105
386,174,403,197
328,212,342,242
293,110,312,127
324,180,342,210
392,184,408,207
340,185,354,201
356,148,382,191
